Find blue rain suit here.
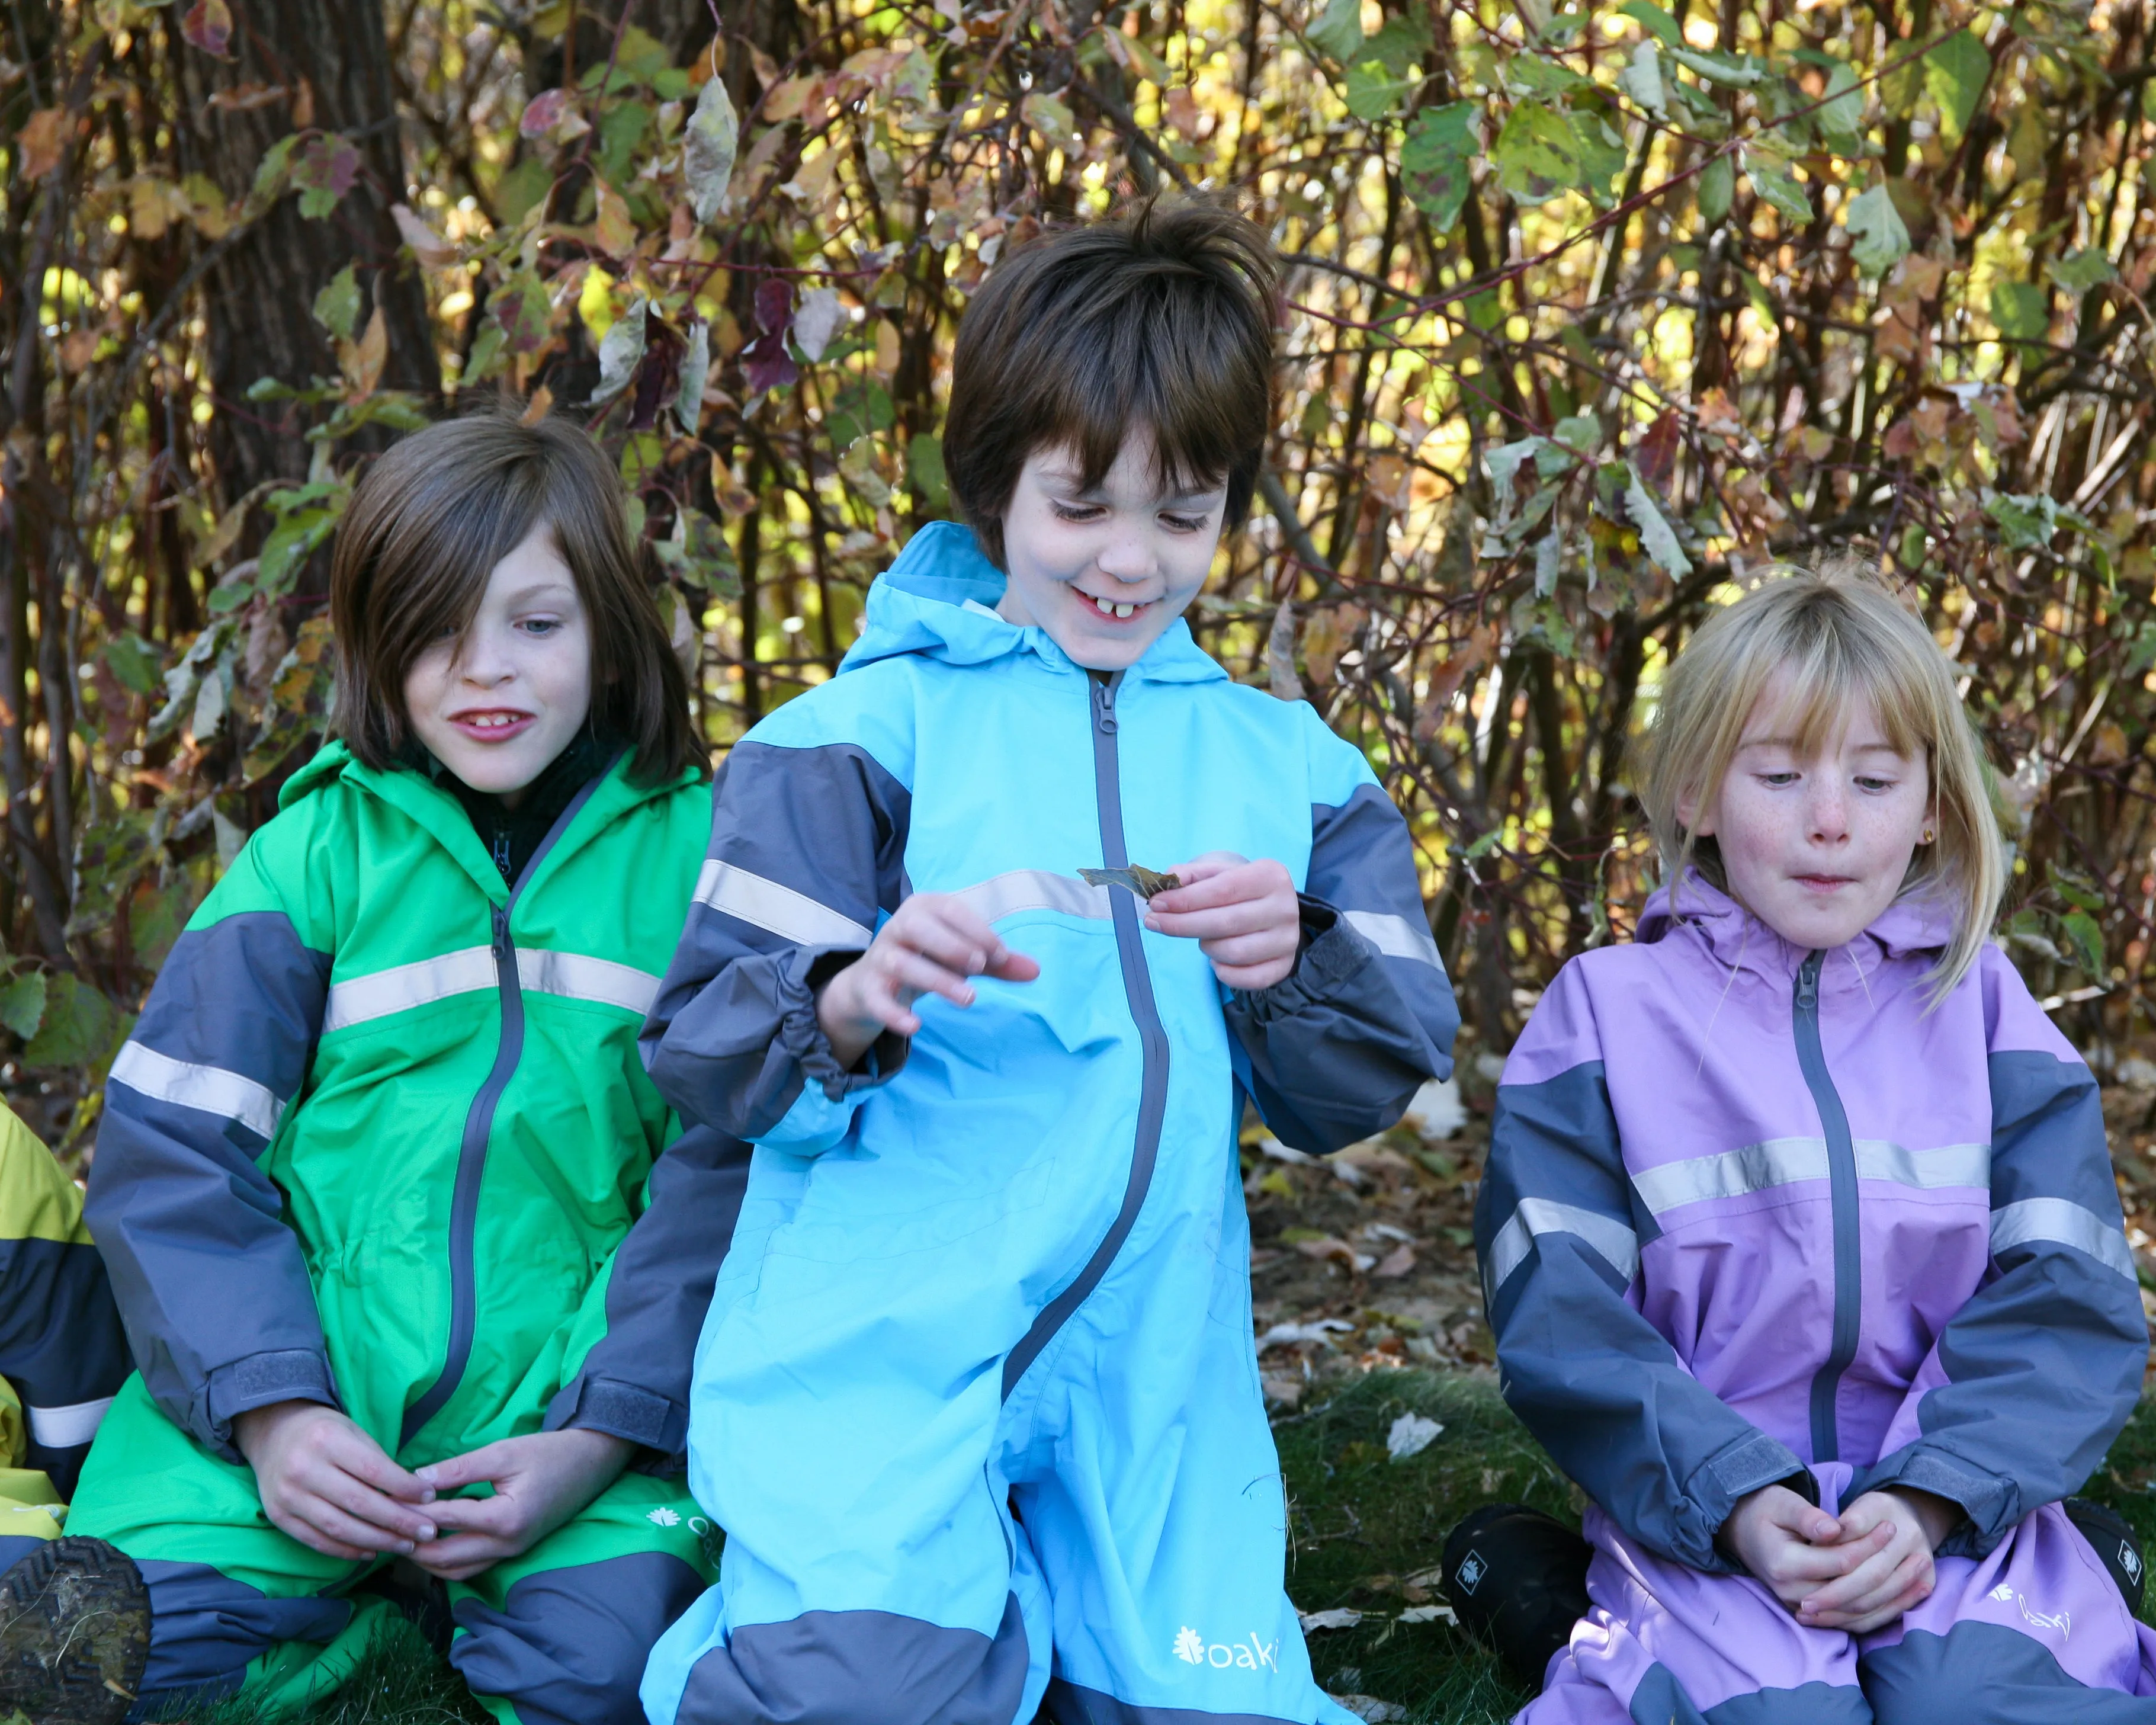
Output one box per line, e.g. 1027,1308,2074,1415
638,522,1459,1725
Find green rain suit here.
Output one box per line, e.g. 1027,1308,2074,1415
69,742,747,1724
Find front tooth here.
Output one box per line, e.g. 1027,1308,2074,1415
1115,602,1134,618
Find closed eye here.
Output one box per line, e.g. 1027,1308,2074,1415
1160,511,1210,533
1050,501,1106,523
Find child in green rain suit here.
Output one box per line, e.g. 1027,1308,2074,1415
61,414,749,1725
0,1103,140,1725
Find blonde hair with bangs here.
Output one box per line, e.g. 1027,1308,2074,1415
1637,563,2004,996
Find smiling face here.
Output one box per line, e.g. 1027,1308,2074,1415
403,522,593,802
993,434,1228,672
1681,668,1933,951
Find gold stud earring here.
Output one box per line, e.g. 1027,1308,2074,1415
1921,825,1935,844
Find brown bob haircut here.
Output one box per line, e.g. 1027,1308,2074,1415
942,195,1279,567
328,411,708,784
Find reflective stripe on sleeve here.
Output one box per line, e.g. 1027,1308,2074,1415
952,870,1113,924
1990,1196,2137,1281
694,860,875,949
516,949,662,1017
1342,910,1443,969
108,1041,284,1141
1485,1197,1641,1297
323,946,498,1033
25,1396,113,1450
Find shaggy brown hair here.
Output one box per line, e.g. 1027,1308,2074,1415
942,195,1279,566
328,411,708,783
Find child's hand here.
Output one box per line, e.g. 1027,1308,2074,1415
408,1429,634,1581
816,894,1040,1070
1720,1483,1881,1613
234,1400,440,1560
1794,1487,1958,1634
1144,852,1301,990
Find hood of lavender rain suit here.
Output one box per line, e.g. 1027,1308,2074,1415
1474,873,2146,1574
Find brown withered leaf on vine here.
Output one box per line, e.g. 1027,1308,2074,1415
1078,867,1182,900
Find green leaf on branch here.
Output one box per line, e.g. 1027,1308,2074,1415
312,264,363,342
2062,908,2104,976
1493,101,1621,207
1618,0,1680,47
1625,463,1692,575
1696,152,1734,226
1845,184,1910,278
493,272,554,354
24,974,121,1072
1990,280,2050,342
684,74,739,224
1985,489,2087,549
1923,28,1991,142
101,631,163,698
589,298,648,405
1618,42,1666,117
909,433,949,511
256,509,338,594
1671,45,1763,86
1308,0,1364,64
1743,148,1813,223
1345,61,1417,120
1359,15,1427,76
0,972,44,1043
2048,248,2117,294
1813,60,1864,155
1401,102,1478,233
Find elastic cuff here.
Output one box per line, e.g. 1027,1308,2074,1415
1230,907,1374,1026
203,1349,339,1458
1848,1448,2011,1556
1689,1428,1808,1567
785,950,910,1102
544,1374,685,1463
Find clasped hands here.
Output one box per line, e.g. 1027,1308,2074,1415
234,1400,632,1581
816,852,1301,1069
1722,1482,1961,1636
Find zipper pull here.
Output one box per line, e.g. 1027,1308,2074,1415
1093,676,1118,735
492,904,509,959
1796,953,1821,1010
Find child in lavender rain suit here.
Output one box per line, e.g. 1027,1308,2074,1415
1476,565,2155,1723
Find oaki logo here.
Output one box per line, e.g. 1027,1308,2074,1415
1173,1627,1279,1671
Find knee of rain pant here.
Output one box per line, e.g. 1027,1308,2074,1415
1621,1662,1875,1725
130,1560,355,1707
675,1595,1032,1725
1861,1621,2145,1725
449,1550,704,1725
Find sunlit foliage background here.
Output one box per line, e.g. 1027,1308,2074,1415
5,0,2156,1147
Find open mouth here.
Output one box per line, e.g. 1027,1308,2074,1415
1080,592,1150,621
450,710,535,739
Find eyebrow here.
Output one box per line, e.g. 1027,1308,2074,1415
1038,470,1224,505
1737,736,1907,755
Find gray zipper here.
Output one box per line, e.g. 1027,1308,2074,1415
1001,671,1171,1397
1793,950,1860,1463
400,762,618,1448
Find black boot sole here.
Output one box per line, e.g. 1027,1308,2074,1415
0,1536,152,1725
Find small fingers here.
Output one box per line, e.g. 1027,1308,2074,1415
296,1496,417,1556
265,1505,376,1562
422,1495,516,1538
409,1535,508,1580
320,1474,437,1544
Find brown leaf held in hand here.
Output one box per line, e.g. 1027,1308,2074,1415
1078,866,1182,900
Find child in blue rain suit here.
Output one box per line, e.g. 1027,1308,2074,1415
638,200,1459,1725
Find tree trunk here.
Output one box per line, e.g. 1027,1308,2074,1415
175,0,438,504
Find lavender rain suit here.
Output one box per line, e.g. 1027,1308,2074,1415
1476,876,2154,1724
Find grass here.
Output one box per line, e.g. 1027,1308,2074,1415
152,1368,2156,1725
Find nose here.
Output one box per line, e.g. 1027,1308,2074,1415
1806,778,1850,844
456,624,515,687
1095,527,1157,586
